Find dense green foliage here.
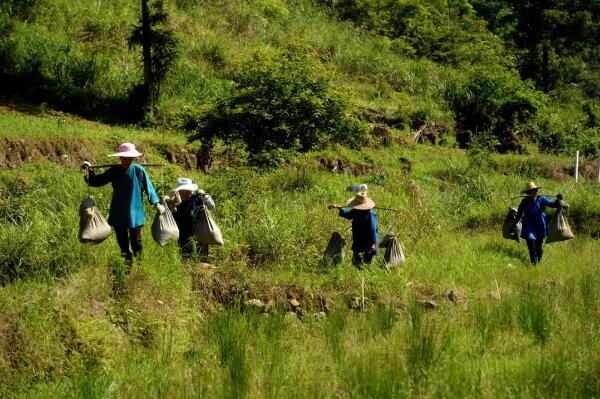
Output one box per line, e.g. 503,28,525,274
187,47,366,164
0,0,598,155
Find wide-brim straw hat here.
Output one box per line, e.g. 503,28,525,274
173,177,199,192
346,192,375,210
521,181,542,194
108,143,143,158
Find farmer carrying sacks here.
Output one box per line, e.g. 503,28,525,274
380,234,405,267
515,182,567,265
166,178,218,258
323,231,346,266
502,206,522,242
151,197,179,247
546,206,574,244
78,197,111,244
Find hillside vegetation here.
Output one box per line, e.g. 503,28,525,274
1,0,600,398
1,0,599,157
1,107,600,398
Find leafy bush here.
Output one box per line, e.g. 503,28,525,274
445,66,542,151
187,46,367,158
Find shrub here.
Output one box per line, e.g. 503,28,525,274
446,65,542,152
187,46,367,158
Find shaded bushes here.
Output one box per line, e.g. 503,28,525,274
186,46,367,162
445,66,541,151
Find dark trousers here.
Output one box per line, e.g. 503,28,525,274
352,251,374,267
525,238,544,265
115,227,142,262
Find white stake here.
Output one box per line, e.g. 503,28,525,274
575,151,579,183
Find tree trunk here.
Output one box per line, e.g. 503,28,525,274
141,0,154,115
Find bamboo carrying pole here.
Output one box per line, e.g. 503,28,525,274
89,163,164,168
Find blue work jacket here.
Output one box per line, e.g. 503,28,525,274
85,164,159,229
516,195,561,240
338,208,379,254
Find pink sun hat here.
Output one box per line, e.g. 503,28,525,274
108,143,143,158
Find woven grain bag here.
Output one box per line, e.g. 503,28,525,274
78,197,111,244
384,234,405,267
546,207,575,244
193,206,224,245
323,231,346,266
151,200,179,247
502,206,522,242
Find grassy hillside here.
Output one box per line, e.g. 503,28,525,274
3,0,598,156
1,108,599,398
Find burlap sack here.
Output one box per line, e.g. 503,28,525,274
151,200,179,247
193,206,224,245
502,206,522,242
546,207,575,244
78,197,111,244
383,234,405,267
323,231,346,266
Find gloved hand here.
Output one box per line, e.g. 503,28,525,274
556,193,563,200
81,161,92,170
155,203,166,215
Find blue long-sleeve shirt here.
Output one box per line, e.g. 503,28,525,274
338,208,378,254
516,195,561,240
85,164,159,229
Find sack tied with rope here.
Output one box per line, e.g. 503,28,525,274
380,233,405,267
323,231,346,266
546,207,575,244
193,205,224,245
78,197,111,244
151,197,179,247
502,206,522,242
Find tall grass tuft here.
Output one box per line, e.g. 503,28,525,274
406,302,444,384
324,307,348,361
517,288,551,345
208,311,251,399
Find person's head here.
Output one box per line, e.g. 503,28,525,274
120,157,134,168
173,177,199,201
346,191,375,211
109,143,142,168
521,182,541,198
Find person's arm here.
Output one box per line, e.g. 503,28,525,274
338,208,353,220
369,211,379,252
541,195,561,209
84,167,115,187
138,166,159,206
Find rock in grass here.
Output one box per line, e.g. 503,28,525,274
418,299,438,309
244,299,265,310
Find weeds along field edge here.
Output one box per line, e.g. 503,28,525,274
1,139,599,397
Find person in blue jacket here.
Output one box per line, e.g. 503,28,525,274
81,143,163,265
165,177,215,259
329,186,378,268
515,181,564,265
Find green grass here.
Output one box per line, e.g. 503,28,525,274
1,108,599,398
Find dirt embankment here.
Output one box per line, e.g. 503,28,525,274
0,137,199,170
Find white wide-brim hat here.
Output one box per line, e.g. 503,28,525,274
173,177,199,192
108,143,143,158
346,192,375,210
